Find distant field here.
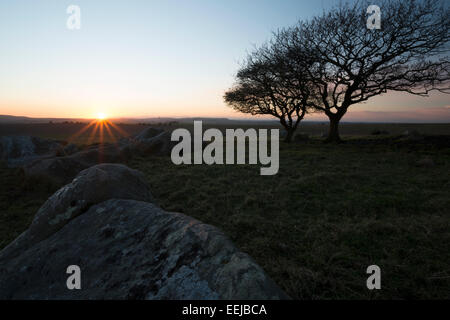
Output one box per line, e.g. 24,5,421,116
0,122,146,145
0,122,449,299
1,122,449,145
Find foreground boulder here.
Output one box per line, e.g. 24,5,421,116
0,164,288,300
0,164,152,261
0,135,63,167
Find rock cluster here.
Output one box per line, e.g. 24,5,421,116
1,127,175,185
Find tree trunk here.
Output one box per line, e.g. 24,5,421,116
284,128,295,143
325,115,342,143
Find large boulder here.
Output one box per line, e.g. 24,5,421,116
0,135,63,167
0,164,152,261
0,164,288,300
0,199,288,299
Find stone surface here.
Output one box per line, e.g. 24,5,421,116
0,164,288,300
22,127,173,184
0,199,288,300
134,127,165,141
23,144,131,185
128,130,175,157
0,164,152,261
0,135,62,167
60,143,79,156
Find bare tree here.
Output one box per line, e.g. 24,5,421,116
224,39,316,142
282,0,450,142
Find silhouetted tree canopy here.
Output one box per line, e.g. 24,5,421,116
224,38,317,142
226,0,450,142
283,0,450,141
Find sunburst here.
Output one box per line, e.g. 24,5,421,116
66,116,130,147
97,112,107,121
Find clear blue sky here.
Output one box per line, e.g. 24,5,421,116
0,0,448,122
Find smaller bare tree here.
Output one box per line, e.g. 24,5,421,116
224,39,316,143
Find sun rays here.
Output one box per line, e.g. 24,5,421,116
66,118,130,146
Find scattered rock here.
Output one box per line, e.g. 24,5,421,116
23,144,130,185
23,127,176,184
0,165,288,300
134,127,165,141
0,136,62,167
6,127,175,185
122,128,176,157
24,155,92,185
130,131,175,156
61,143,79,156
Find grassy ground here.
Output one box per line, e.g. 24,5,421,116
0,164,59,249
128,135,450,299
0,124,449,299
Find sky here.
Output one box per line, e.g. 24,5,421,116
0,0,449,122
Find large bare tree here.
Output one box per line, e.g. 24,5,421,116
281,0,450,142
224,39,317,142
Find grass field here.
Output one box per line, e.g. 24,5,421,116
1,122,449,299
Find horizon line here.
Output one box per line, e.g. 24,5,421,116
1,114,449,125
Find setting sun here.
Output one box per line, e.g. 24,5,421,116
97,112,107,120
